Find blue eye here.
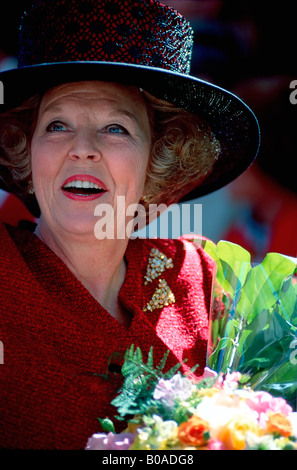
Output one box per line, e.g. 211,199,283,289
46,121,67,132
105,124,128,134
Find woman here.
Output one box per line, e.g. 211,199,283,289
0,0,260,449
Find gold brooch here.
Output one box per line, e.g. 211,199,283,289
143,248,175,312
144,248,173,285
143,279,175,312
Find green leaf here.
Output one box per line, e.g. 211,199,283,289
201,238,218,262
262,252,296,278
238,309,294,373
279,275,297,324
237,253,297,320
207,337,235,373
251,356,297,408
216,240,251,271
211,241,251,297
98,418,115,433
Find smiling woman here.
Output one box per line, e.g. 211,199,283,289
0,0,259,450
29,81,151,245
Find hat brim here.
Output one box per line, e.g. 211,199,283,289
0,61,260,204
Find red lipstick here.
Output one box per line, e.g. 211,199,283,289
61,174,107,201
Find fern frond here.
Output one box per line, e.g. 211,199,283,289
147,346,154,369
111,345,183,418
155,349,170,374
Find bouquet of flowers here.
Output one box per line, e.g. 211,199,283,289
86,241,297,451
86,345,297,451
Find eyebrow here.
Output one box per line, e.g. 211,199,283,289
41,101,139,122
41,103,63,115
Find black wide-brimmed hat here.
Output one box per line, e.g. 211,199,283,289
0,0,260,208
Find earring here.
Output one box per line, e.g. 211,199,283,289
28,182,35,195
141,194,148,203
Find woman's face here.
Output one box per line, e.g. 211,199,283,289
31,81,152,239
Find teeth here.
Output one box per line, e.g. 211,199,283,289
63,180,103,190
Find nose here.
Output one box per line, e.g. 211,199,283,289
67,129,101,162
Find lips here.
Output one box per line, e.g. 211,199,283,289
61,174,107,201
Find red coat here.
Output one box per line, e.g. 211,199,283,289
0,223,214,449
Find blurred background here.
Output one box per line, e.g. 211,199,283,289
0,0,296,260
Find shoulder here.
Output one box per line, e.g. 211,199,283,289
126,235,215,281
0,222,20,262
0,221,38,273
0,223,35,310
128,234,215,262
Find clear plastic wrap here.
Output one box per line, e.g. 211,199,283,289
203,240,297,410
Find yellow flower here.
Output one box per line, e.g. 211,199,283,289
218,415,259,450
178,416,210,447
159,428,180,450
198,387,220,398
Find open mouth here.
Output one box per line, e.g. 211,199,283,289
61,175,108,200
63,180,106,196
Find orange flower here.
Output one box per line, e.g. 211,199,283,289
218,415,259,450
178,416,210,447
266,412,293,437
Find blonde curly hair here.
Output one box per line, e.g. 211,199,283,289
0,94,41,197
0,87,220,210
142,90,220,207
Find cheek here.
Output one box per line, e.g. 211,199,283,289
111,148,149,188
31,147,46,177
30,144,61,203
31,140,61,182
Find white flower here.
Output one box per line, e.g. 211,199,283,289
194,391,258,439
245,432,278,450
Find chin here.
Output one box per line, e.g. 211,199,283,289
55,211,98,239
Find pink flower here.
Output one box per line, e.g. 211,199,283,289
199,367,224,389
224,372,242,386
246,391,293,418
207,439,226,450
153,374,194,407
201,367,218,380
85,432,134,450
200,368,242,390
